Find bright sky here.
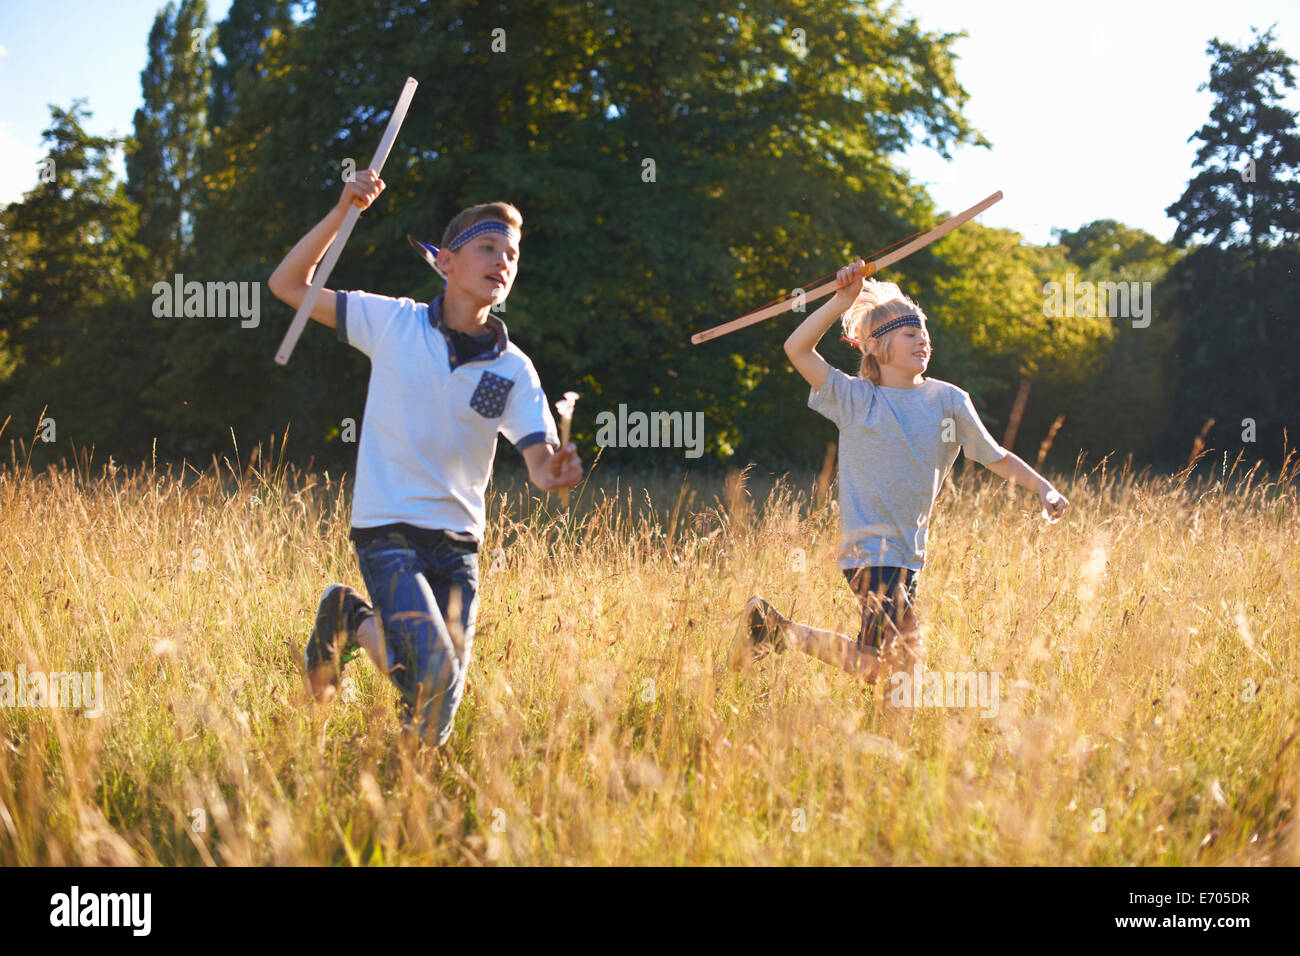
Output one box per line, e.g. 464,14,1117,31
2,1,1298,245
900,0,1300,243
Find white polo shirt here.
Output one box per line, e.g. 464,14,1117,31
336,290,559,541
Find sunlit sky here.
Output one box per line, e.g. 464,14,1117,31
2,0,1298,245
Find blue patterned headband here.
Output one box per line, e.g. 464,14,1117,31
870,314,923,338
407,220,521,280
446,219,520,251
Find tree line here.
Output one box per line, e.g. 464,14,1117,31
1,2,1296,478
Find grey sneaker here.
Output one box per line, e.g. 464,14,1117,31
729,595,786,668
304,584,371,700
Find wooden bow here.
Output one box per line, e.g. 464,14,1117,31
690,190,1003,345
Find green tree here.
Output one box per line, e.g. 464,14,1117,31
126,0,215,276
150,0,319,461
1166,25,1300,250
1051,220,1183,466
1161,26,1300,468
1056,219,1182,274
0,103,152,465
209,0,294,131
176,0,994,469
921,223,1110,468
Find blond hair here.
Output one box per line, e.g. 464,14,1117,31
840,279,928,385
441,201,523,247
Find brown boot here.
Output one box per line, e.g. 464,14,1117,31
729,595,787,668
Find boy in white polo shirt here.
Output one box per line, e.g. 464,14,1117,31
269,169,582,746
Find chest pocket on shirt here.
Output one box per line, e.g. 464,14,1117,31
469,371,514,418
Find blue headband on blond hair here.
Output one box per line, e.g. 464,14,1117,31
870,314,922,339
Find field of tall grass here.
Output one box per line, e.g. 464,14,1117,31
1,434,1296,865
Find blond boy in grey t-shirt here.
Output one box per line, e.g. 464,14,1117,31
731,259,1069,680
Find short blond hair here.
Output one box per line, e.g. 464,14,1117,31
841,279,928,384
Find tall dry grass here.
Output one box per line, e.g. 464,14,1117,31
1,434,1297,865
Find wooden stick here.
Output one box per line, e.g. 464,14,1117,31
1002,378,1032,451
555,391,579,507
275,77,419,365
691,190,1003,345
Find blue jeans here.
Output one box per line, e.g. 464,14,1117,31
354,530,479,746
843,566,919,655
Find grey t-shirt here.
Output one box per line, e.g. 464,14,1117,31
809,368,1007,571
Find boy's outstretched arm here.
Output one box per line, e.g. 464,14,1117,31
783,259,867,390
267,170,386,329
985,451,1069,520
522,442,584,492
